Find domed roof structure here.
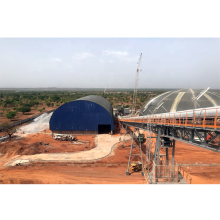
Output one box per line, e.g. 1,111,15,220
140,89,220,116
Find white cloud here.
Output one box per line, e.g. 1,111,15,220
73,52,94,60
120,56,139,63
102,49,129,57
50,58,62,62
102,49,138,63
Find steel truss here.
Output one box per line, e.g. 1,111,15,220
120,121,219,184
120,122,220,153
120,125,145,176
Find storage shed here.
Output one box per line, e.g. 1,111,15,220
49,95,114,134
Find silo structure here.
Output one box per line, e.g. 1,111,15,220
49,95,114,135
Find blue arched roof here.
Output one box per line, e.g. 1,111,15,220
49,97,114,131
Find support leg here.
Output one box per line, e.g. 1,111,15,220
171,140,176,177
126,128,135,175
172,140,175,166
139,141,144,176
121,125,127,148
166,148,169,165
204,131,207,145
191,129,194,142
153,127,161,164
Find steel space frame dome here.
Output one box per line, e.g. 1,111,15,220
49,95,114,133
140,89,220,116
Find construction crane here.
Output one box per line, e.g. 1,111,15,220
102,85,108,97
132,53,142,115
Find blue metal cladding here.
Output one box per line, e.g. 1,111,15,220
49,100,114,131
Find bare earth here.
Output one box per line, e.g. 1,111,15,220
0,127,220,184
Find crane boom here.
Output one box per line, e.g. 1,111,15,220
132,53,142,114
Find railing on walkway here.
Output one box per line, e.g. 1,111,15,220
119,106,220,130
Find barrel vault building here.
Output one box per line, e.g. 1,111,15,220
49,95,114,135
140,89,220,116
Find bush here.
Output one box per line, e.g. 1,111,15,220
6,111,17,119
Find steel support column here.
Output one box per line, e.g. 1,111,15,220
121,125,127,148
126,128,135,175
172,139,175,166
166,148,169,165
153,127,161,165
191,129,195,142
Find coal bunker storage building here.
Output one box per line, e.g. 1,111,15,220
49,95,114,135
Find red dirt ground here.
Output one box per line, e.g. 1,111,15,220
0,132,96,157
0,126,220,184
0,165,146,184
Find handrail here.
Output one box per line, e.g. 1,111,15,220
119,106,220,130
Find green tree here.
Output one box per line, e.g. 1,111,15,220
6,111,17,119
50,95,60,102
17,106,31,114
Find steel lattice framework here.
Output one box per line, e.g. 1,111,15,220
119,105,220,183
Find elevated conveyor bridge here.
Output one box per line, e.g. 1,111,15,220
118,106,220,183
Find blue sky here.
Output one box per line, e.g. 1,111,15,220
0,38,220,89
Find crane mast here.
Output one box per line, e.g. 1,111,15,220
132,53,142,114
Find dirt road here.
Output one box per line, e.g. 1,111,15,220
4,134,131,166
